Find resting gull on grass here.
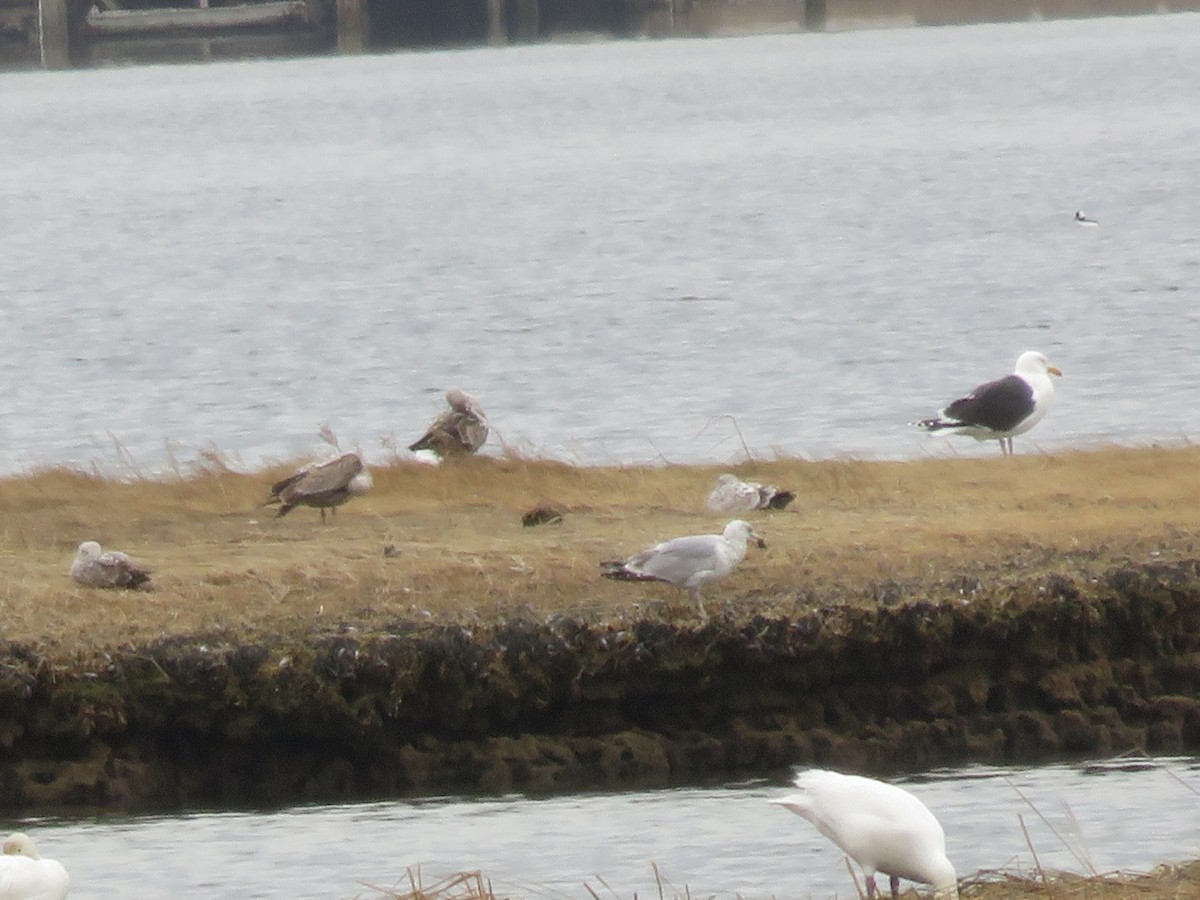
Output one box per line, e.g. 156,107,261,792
913,350,1061,456
266,451,372,522
408,388,489,459
600,519,765,617
706,473,795,513
771,769,958,900
0,833,70,900
69,541,151,589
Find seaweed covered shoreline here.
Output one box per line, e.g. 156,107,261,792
4,556,1200,811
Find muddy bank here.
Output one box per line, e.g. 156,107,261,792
3,559,1200,811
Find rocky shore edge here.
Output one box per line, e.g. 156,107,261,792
3,558,1200,811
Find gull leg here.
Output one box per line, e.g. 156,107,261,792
866,876,878,900
691,588,707,621
319,508,327,524
890,875,900,899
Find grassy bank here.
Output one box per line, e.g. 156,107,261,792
366,860,1200,899
2,444,1200,657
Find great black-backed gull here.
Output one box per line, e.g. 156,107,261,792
770,769,958,900
408,388,489,459
914,350,1062,456
266,451,372,522
69,541,151,589
600,519,765,616
706,473,795,512
1074,210,1099,227
0,833,70,900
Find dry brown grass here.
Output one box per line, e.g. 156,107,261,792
3,444,1200,656
353,861,1200,899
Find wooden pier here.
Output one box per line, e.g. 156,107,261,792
7,0,1199,69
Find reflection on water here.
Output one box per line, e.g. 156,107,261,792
12,758,1200,898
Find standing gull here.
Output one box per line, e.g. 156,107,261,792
600,519,765,616
771,769,958,900
408,388,489,459
69,541,151,589
913,350,1062,456
266,451,372,522
706,473,795,513
0,833,70,900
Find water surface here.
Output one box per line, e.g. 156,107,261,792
13,758,1200,898
1,15,1198,474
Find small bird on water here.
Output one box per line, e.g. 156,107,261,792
69,541,151,589
1074,210,1099,227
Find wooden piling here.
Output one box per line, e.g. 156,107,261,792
511,0,537,41
38,0,72,68
486,0,504,44
804,0,827,30
335,0,367,53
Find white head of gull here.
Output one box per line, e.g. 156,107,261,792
69,541,151,589
771,769,958,900
599,519,765,617
913,350,1062,456
0,832,70,900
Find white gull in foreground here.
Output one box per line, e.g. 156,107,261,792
266,451,372,522
408,388,489,459
771,769,958,900
0,833,70,900
69,541,151,589
706,473,794,513
913,350,1062,456
600,519,765,616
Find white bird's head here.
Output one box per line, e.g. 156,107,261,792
930,860,960,900
75,541,103,561
724,519,766,549
1014,350,1062,379
3,833,39,858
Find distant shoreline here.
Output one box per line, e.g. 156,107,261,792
4,0,1200,70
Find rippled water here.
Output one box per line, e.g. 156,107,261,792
1,14,1199,475
9,758,1199,898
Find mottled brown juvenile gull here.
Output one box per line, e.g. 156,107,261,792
913,350,1062,456
408,388,489,459
706,473,795,513
600,519,765,616
266,451,372,522
0,833,70,900
771,769,958,900
69,541,151,589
